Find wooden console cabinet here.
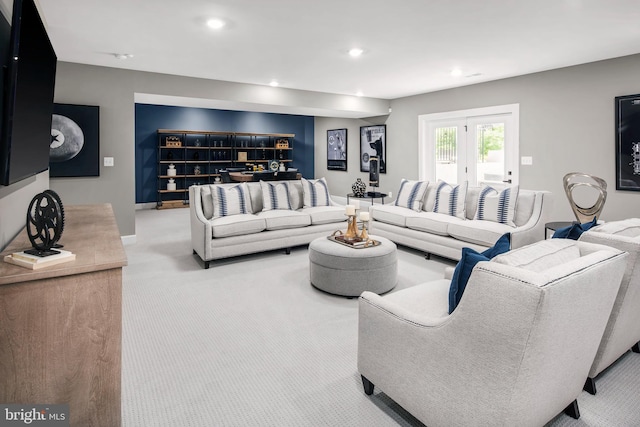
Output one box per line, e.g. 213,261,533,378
0,204,127,426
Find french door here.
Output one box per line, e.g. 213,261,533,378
419,105,519,187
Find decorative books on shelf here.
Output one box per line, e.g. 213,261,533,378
4,249,76,270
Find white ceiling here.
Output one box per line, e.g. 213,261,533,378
19,1,640,103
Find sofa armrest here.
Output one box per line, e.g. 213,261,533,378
189,186,213,261
510,191,553,249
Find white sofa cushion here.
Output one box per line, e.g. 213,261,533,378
492,239,580,271
211,183,252,218
210,214,266,238
260,181,293,211
371,205,419,228
590,218,640,237
394,179,429,211
432,180,468,219
405,211,464,236
474,185,519,227
302,177,332,207
447,220,513,246
200,185,214,219
300,206,347,225
256,209,311,231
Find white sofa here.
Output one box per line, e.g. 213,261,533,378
579,218,640,394
369,183,553,260
189,181,347,268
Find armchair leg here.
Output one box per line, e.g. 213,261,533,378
563,400,580,419
632,342,640,353
204,261,210,269
361,375,374,395
424,253,431,260
584,377,597,395
285,247,291,255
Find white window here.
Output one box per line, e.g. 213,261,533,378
418,104,519,187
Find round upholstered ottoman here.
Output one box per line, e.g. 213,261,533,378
309,235,397,297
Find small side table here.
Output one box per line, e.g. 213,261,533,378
545,221,578,239
347,192,388,205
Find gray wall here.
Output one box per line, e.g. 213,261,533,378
0,171,48,250
0,62,389,250
315,54,640,222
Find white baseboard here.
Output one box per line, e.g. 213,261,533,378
136,203,156,210
121,235,136,245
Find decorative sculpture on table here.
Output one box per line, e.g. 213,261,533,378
368,157,382,197
25,190,65,256
352,178,366,197
563,172,607,223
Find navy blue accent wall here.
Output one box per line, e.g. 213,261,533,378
135,104,315,203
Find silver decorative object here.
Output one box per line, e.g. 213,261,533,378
563,172,607,223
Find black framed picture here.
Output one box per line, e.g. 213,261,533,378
49,103,100,178
615,94,640,191
327,128,347,171
360,125,386,173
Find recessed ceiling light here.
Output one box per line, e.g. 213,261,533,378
349,48,364,57
450,68,462,77
206,18,226,30
114,53,133,60
269,80,279,87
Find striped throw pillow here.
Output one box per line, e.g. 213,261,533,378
302,177,331,207
474,185,519,227
433,180,468,219
212,183,252,218
394,179,429,211
260,181,293,211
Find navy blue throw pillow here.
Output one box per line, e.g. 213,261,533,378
552,217,598,240
448,233,511,314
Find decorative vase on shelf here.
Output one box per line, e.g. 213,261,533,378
167,178,176,191
167,164,176,176
352,178,366,197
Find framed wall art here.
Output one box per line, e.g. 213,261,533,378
615,94,640,191
327,128,347,171
360,125,386,173
49,103,100,178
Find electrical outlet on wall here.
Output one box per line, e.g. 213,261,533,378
104,157,114,167
521,156,533,165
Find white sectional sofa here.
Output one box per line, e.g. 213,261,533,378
369,182,553,261
189,180,347,268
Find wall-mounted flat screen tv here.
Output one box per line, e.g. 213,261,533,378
0,0,57,186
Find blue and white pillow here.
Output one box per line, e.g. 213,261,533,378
212,183,252,218
474,185,519,227
433,180,468,219
394,179,429,211
302,177,331,207
261,181,293,211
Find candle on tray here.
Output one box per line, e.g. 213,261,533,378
360,212,370,222
346,205,356,216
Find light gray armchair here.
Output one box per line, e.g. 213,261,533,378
358,239,627,426
579,218,640,394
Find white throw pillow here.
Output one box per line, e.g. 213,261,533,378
432,180,468,219
301,177,331,207
394,179,429,211
474,185,519,227
261,181,293,211
212,183,252,218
